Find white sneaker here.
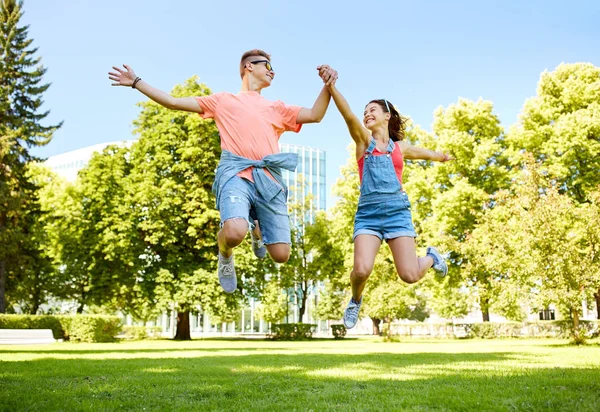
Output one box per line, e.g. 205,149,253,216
427,246,448,277
343,297,363,329
218,253,237,293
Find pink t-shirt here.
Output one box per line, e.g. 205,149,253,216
196,91,302,182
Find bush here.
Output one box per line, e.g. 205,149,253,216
468,322,523,339
122,325,163,340
0,314,122,342
67,316,122,343
269,323,316,340
331,324,346,339
0,314,65,339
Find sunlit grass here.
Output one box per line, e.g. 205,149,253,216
1,338,599,411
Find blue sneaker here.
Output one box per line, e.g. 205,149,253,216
250,230,267,259
343,297,363,329
427,246,448,277
218,252,237,293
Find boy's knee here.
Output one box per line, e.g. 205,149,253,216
267,244,290,263
221,219,248,247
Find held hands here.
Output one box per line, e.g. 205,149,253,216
317,65,338,86
108,64,137,87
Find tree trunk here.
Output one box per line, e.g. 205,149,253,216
571,309,584,344
480,296,490,322
595,290,600,320
298,295,307,323
372,318,382,336
75,284,84,313
297,282,308,323
30,274,41,314
174,311,191,340
0,260,5,313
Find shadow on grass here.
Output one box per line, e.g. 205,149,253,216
2,350,599,411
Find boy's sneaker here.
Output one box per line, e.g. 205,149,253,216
427,246,448,277
250,230,267,259
343,296,363,329
218,253,237,293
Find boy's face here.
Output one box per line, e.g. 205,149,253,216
247,58,275,87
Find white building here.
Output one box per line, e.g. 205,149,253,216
45,140,135,182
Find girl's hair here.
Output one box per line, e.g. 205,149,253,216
367,99,408,142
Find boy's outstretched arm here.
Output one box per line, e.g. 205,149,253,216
295,65,338,124
109,64,203,114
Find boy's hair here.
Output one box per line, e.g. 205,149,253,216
240,49,271,79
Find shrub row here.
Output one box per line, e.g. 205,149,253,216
0,314,122,342
122,325,163,340
331,324,347,339
269,323,317,340
389,320,600,339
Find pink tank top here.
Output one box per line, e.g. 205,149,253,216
357,142,404,185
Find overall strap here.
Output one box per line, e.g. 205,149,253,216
386,139,395,154
365,138,377,154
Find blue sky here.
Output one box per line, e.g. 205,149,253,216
24,0,599,209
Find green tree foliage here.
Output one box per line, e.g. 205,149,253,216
127,77,233,339
404,99,509,321
6,164,58,314
507,63,600,317
314,280,346,323
362,247,429,334
280,180,345,323
506,63,600,203
0,0,61,312
255,281,287,325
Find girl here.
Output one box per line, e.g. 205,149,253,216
322,76,452,329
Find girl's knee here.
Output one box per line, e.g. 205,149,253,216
397,269,420,284
352,264,373,282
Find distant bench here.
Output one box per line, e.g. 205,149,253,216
0,329,56,345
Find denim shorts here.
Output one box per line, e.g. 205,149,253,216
218,176,291,245
353,191,417,241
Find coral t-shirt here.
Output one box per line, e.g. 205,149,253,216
196,91,302,182
357,141,404,185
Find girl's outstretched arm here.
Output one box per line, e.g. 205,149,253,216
399,141,454,162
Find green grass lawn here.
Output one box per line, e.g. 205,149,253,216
1,338,599,411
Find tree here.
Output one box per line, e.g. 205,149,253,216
280,181,345,323
255,281,287,325
404,99,510,321
36,144,143,314
361,246,429,335
517,163,600,343
0,0,61,312
507,63,600,317
6,163,58,314
314,280,346,324
127,76,230,339
506,63,600,203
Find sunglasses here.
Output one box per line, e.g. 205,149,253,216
251,60,273,72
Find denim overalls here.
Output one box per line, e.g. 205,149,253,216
353,138,417,241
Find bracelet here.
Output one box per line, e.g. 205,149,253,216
132,77,142,89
